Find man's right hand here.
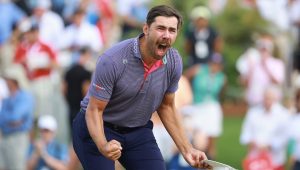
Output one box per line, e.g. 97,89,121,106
101,139,122,160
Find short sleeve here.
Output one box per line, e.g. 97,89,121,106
89,55,116,101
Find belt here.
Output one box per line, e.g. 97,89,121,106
104,121,145,134
79,108,146,134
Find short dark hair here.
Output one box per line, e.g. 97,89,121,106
79,46,91,55
146,5,183,29
73,7,86,16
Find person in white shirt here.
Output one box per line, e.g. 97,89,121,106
58,8,103,63
240,85,291,169
256,0,294,83
236,33,285,106
30,0,64,50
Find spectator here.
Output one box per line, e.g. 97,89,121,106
184,6,222,66
63,46,92,133
63,47,92,170
61,0,118,48
0,64,34,170
30,0,64,50
236,33,285,106
14,22,58,119
184,53,226,105
240,85,290,170
27,114,69,170
58,8,103,63
62,0,101,27
254,0,292,64
244,0,293,87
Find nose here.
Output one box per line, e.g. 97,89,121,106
162,30,171,39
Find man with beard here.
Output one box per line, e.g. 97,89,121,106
72,5,211,170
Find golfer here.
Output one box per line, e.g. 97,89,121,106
72,5,210,170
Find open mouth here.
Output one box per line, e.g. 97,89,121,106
158,43,170,52
157,44,169,56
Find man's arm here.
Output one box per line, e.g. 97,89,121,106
85,96,122,160
157,93,210,169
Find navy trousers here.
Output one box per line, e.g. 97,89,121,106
293,161,300,170
72,110,166,170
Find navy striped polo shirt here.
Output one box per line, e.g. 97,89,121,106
80,34,183,127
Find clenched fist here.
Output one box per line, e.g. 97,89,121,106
101,140,122,160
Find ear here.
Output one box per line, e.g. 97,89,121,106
143,24,149,36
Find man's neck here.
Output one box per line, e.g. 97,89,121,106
139,36,156,67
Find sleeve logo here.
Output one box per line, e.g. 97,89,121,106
92,83,105,91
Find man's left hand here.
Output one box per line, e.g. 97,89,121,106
183,148,212,169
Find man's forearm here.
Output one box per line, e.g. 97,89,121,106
85,106,107,153
158,106,192,155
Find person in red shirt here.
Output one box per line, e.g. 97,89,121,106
14,22,59,120
14,23,57,80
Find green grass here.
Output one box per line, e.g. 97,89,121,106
215,116,247,170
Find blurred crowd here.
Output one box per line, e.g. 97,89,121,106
1,0,300,170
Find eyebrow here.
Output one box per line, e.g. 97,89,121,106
156,24,177,31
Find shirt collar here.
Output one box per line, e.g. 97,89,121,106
133,33,144,59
